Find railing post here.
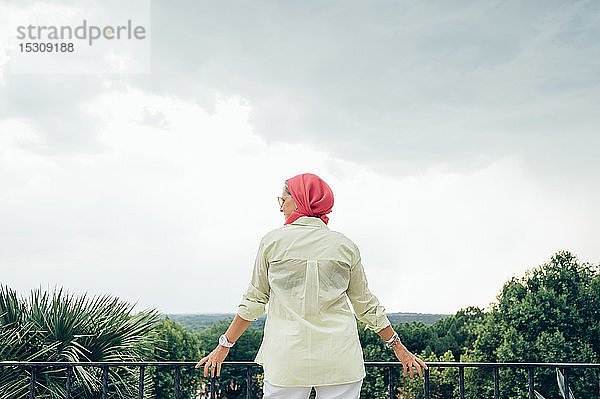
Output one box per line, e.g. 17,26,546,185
563,367,569,398
528,367,534,399
66,366,72,399
424,368,429,399
388,365,394,399
138,365,145,399
102,366,109,399
246,365,253,399
174,366,181,399
493,366,499,399
210,375,216,399
28,366,36,399
459,366,465,399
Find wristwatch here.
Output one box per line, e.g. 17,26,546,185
218,334,235,348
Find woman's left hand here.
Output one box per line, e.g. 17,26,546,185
393,344,428,378
195,345,230,377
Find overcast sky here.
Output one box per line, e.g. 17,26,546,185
1,0,598,316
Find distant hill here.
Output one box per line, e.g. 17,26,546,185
164,312,450,334
386,312,449,325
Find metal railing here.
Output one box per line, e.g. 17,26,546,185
1,361,599,398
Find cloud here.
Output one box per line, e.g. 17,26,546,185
122,0,600,179
0,74,112,154
2,86,598,314
1,0,149,154
0,88,362,313
1,1,598,314
2,1,598,176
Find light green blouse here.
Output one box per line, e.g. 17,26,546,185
237,216,391,387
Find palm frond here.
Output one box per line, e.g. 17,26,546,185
0,284,160,399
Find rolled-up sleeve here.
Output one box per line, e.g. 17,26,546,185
237,238,270,322
346,243,391,332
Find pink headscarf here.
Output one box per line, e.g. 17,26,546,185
284,173,334,226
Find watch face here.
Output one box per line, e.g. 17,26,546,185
220,334,232,347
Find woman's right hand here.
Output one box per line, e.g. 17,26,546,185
195,345,230,377
393,343,428,378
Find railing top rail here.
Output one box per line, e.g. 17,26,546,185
0,361,256,367
1,361,599,368
367,362,600,368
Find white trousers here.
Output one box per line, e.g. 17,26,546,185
263,379,363,399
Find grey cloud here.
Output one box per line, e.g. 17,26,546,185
140,107,170,130
0,73,110,154
126,0,599,178
2,1,599,179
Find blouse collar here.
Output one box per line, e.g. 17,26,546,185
288,216,328,228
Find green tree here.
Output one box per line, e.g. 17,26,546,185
358,321,394,399
149,317,203,399
392,306,485,361
359,316,479,398
196,319,264,398
467,251,600,398
400,350,457,399
0,285,159,399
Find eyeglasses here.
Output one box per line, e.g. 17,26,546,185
277,196,288,208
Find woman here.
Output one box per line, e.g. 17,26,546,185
196,173,427,398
